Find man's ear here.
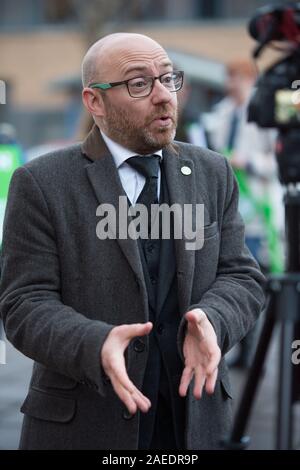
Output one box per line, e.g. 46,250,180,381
82,87,105,118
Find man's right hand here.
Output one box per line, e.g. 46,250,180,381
100,322,153,415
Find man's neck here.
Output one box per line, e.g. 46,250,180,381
100,128,162,157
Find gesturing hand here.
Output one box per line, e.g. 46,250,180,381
179,309,221,399
101,322,153,415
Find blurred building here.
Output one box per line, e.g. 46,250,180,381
0,0,292,149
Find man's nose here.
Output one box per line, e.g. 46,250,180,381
151,79,173,104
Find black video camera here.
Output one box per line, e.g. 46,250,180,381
248,2,300,129
248,2,300,184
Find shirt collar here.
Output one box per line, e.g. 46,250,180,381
100,129,163,169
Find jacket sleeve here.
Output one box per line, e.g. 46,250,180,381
0,166,114,396
177,157,266,357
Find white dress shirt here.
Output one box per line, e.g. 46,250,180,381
100,129,162,205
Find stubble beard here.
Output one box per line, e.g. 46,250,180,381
101,101,178,154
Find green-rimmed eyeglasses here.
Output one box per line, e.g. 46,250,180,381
88,70,184,98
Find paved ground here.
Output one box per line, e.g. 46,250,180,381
0,328,300,450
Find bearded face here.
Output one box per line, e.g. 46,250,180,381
101,93,178,154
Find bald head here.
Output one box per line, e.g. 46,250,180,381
81,33,168,87
81,32,178,153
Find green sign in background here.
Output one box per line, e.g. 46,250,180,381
0,144,22,246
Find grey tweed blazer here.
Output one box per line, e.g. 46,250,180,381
0,124,265,449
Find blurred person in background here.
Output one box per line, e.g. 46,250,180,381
203,59,284,368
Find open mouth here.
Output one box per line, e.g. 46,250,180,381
154,115,172,126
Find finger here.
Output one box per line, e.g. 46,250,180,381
110,362,151,412
111,378,138,415
104,342,152,411
131,389,151,413
179,367,194,397
134,387,152,409
205,346,221,376
107,355,137,394
205,368,218,395
193,367,206,399
109,357,147,411
112,376,151,414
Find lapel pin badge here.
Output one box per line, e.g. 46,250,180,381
181,166,192,175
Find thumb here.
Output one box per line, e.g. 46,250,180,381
185,311,198,325
185,309,205,325
123,322,153,340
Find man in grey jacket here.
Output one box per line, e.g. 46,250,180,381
0,33,265,450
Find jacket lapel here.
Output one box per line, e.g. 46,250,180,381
82,124,145,284
162,144,199,315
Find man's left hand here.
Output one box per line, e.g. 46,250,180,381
179,308,221,399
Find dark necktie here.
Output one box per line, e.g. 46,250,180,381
126,155,161,235
127,154,160,214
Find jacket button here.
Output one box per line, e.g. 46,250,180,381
157,323,164,335
122,410,134,420
133,339,145,353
